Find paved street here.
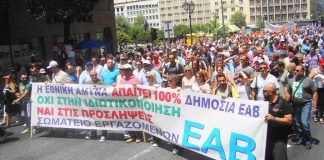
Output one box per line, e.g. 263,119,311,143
0,121,323,160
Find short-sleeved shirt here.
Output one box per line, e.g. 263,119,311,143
101,67,120,85
19,82,31,103
267,97,293,141
164,63,184,75
79,71,91,84
52,70,71,84
119,75,142,85
288,77,316,105
313,73,324,89
305,53,322,70
251,73,280,100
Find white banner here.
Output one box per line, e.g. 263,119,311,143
31,83,268,160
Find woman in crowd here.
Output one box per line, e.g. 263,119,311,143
236,71,251,100
182,66,195,91
1,75,18,127
191,70,211,94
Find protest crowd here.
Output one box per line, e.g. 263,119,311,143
1,24,324,160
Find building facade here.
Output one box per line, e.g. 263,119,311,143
249,0,317,25
114,0,161,28
159,0,212,26
0,0,116,69
210,0,248,24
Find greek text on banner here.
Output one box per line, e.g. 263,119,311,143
31,83,269,160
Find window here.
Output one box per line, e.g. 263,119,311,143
224,16,228,20
223,1,226,4
215,2,218,5
240,7,243,11
231,8,235,12
231,0,234,4
121,7,123,11
117,8,119,12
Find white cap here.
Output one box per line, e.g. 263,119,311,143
222,52,230,58
39,68,46,74
171,48,177,52
143,60,151,65
256,58,264,64
123,64,133,69
47,60,58,69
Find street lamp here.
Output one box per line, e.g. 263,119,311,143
183,0,195,45
213,11,219,42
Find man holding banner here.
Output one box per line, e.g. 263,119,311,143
85,69,107,143
264,83,293,160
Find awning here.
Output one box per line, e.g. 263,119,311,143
227,25,242,33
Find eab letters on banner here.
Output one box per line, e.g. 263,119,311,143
31,83,269,160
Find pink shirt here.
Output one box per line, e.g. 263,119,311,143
119,75,142,85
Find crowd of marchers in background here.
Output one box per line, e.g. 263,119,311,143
1,24,324,159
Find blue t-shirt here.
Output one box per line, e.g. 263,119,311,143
101,67,120,85
69,72,78,84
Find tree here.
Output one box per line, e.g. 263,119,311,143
26,0,99,43
129,16,150,45
174,24,190,38
192,23,212,33
157,29,165,43
230,11,247,29
116,31,132,51
134,15,149,31
116,16,131,33
256,20,265,31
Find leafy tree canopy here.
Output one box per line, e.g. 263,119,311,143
116,16,131,33
26,0,99,43
229,11,247,28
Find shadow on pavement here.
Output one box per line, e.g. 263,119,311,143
0,137,20,144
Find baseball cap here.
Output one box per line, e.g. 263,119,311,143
47,60,58,69
222,52,230,58
143,60,151,65
123,64,133,70
319,58,324,66
171,48,177,53
39,68,46,74
85,62,94,68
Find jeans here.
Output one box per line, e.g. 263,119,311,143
294,102,312,144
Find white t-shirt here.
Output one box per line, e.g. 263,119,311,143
251,73,280,100
191,82,211,94
314,73,324,89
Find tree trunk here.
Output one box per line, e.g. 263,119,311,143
64,19,71,44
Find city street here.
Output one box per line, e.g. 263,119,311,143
0,121,323,160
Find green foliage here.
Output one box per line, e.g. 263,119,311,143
116,16,131,33
319,14,324,21
229,11,247,28
116,31,132,51
256,20,265,31
174,24,190,38
26,0,98,23
129,16,150,45
26,0,99,43
157,29,165,42
192,23,212,33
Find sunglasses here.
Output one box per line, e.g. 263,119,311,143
146,76,152,79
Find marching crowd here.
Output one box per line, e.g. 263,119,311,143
1,25,324,159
